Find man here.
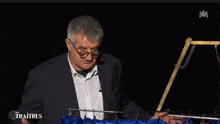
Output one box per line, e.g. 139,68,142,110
12,15,181,124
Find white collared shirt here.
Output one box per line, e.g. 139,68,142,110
67,52,104,120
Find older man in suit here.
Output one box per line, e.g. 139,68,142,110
12,15,181,124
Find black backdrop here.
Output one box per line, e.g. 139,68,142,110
1,3,219,123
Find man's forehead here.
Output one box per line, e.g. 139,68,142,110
76,32,99,40
75,39,99,48
75,35,99,45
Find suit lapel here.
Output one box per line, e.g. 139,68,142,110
60,52,79,110
97,53,112,112
97,64,110,112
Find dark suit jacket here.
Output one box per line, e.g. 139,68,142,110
12,52,151,124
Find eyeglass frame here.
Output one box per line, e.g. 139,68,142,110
68,39,100,60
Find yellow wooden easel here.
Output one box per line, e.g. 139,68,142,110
155,37,220,114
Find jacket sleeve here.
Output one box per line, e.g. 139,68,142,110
114,59,153,120
11,70,43,124
121,96,153,120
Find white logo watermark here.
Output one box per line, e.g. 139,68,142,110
199,10,209,18
9,110,42,120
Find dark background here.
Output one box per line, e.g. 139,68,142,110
1,3,219,123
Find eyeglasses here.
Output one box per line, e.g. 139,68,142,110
70,40,99,59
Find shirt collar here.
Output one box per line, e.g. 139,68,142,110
67,52,98,77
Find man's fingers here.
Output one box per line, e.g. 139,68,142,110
168,116,184,120
160,116,170,123
21,118,29,124
169,120,182,124
158,109,169,118
156,109,185,124
151,109,171,120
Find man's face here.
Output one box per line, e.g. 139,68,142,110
65,33,100,71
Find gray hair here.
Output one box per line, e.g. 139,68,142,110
67,15,104,44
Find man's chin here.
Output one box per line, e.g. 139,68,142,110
81,64,95,70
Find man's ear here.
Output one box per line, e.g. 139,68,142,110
65,39,71,52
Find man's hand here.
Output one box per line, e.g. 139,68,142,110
21,118,29,124
150,109,183,124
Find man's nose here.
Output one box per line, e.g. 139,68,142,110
86,51,93,62
86,50,93,61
